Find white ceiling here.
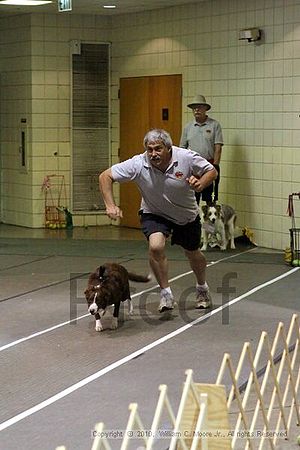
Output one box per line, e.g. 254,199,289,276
0,0,200,16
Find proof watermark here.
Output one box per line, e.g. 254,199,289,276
90,428,288,440
69,271,238,327
217,271,237,325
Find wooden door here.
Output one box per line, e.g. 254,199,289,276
148,75,182,145
119,74,182,228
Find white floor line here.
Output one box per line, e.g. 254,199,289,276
0,264,298,432
0,248,253,353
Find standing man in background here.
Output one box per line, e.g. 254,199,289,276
180,95,223,205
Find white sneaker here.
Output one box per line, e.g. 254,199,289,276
195,287,212,309
158,292,174,313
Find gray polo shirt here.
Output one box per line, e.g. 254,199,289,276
180,117,223,161
111,146,214,225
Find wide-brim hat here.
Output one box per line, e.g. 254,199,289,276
187,94,211,110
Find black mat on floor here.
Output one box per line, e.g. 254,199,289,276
0,237,286,267
0,237,150,258
205,250,285,265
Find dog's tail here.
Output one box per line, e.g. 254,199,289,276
128,272,151,283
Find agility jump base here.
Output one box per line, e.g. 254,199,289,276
56,314,300,449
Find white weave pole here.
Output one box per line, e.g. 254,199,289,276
190,393,208,450
146,384,177,450
245,342,276,450
272,316,300,440
224,344,249,409
286,340,300,430
255,328,288,450
283,314,300,428
168,369,194,450
229,341,271,449
120,403,148,450
217,349,253,450
244,331,285,450
91,422,112,450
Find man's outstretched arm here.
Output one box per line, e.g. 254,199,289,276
99,169,123,220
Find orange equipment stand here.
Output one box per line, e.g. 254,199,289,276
42,175,67,229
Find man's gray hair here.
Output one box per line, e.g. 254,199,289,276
143,129,173,149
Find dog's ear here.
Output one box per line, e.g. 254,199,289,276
201,205,208,214
98,265,106,280
216,205,222,213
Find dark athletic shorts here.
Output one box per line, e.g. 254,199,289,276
139,211,201,251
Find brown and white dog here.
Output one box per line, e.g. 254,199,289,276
84,263,150,332
200,203,236,251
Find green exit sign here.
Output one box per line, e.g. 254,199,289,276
58,0,72,11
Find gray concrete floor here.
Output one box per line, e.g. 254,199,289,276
0,224,299,450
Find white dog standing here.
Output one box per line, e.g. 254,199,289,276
201,204,236,251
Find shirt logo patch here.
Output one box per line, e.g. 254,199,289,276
206,129,212,134
175,171,184,179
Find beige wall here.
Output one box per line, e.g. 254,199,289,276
0,15,32,226
1,0,300,248
0,13,111,228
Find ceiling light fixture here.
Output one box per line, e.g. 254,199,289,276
0,0,52,5
103,5,116,8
